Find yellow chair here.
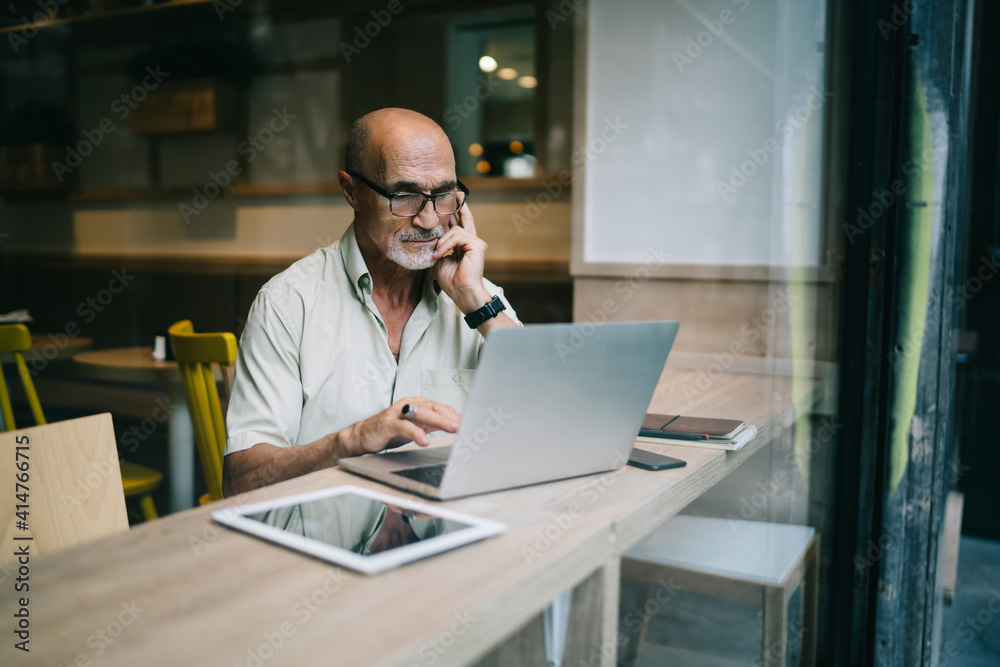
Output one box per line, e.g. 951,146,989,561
0,324,162,522
168,320,238,504
0,324,44,429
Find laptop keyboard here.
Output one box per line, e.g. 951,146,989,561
391,463,447,487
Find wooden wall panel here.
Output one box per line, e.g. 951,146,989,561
573,277,837,362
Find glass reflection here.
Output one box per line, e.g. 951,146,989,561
247,493,472,556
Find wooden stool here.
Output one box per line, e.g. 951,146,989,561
622,515,819,667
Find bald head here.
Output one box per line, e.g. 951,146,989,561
344,108,453,180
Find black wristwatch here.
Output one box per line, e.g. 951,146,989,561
464,295,506,329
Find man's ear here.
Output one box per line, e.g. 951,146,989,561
339,171,361,211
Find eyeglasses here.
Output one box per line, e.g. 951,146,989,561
348,171,469,218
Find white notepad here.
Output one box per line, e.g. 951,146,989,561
635,425,758,451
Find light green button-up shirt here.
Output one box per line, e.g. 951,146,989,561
225,223,519,456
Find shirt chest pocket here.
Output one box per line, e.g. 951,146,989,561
419,368,476,413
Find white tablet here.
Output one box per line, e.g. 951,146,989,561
211,485,507,575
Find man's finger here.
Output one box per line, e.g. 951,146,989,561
391,419,431,447
420,401,460,433
436,226,471,245
415,406,460,433
432,233,466,258
457,204,477,237
396,398,460,433
430,402,462,423
433,230,483,259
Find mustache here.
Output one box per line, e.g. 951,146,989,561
397,227,444,242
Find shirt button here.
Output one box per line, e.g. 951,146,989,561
360,275,370,286
452,372,461,382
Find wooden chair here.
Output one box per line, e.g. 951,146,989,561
0,324,162,522
621,515,819,667
0,413,129,557
168,320,238,504
0,324,44,429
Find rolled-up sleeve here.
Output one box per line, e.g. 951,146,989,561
475,279,521,364
225,289,304,456
484,278,521,326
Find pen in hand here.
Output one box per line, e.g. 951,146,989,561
401,404,418,424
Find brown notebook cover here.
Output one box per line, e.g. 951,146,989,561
642,414,679,430
640,413,744,438
666,415,745,437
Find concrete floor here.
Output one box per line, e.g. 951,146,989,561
620,536,1000,666
939,536,1000,666
620,578,801,666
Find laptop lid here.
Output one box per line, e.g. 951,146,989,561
437,321,678,498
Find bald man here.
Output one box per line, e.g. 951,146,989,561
222,108,520,495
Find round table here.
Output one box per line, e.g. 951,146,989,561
0,334,93,365
0,334,94,431
73,347,196,513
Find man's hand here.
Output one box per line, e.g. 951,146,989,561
339,397,461,457
432,205,492,314
222,397,460,496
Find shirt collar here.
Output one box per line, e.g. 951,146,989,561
426,276,442,298
339,223,371,302
339,222,442,302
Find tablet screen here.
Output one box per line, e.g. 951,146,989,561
214,485,505,574
245,492,477,556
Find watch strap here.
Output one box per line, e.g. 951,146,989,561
464,295,506,329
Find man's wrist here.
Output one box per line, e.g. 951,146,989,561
452,285,493,315
329,426,354,465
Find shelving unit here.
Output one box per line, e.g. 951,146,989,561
65,175,564,202
0,0,574,334
2,0,558,197
0,0,223,38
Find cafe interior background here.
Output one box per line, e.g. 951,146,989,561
1,0,998,664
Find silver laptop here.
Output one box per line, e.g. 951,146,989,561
339,321,679,500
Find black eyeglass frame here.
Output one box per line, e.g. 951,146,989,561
348,171,470,218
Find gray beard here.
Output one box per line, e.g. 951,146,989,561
386,240,437,270
386,226,444,270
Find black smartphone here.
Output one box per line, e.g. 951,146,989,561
627,448,687,471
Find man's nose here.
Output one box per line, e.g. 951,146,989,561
411,199,441,228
